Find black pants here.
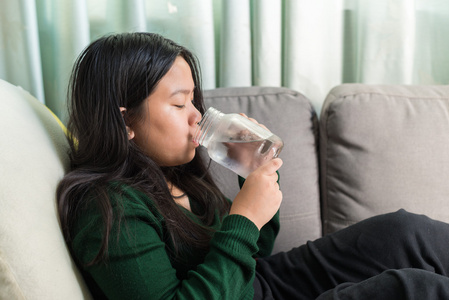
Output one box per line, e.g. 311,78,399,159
254,210,449,299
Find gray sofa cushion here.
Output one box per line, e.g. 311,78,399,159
320,84,449,234
203,86,321,253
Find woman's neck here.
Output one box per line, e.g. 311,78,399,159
167,182,191,212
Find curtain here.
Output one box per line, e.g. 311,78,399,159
1,0,449,119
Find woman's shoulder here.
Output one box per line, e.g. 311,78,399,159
107,181,163,218
71,181,167,266
73,181,163,233
108,181,151,206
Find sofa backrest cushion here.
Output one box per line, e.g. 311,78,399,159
0,79,92,299
204,87,321,253
320,84,449,234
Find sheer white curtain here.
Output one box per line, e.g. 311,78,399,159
1,0,448,118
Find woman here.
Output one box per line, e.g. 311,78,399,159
57,32,449,299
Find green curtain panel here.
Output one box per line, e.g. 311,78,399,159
1,0,449,119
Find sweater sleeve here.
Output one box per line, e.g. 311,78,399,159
72,189,260,300
238,174,280,258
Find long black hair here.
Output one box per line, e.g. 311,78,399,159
57,32,229,265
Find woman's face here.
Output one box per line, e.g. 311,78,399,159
130,56,202,166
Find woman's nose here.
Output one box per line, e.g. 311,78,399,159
190,104,202,125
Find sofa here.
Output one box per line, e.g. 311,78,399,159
1,78,449,299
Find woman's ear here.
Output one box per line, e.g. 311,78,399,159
126,127,135,140
119,107,135,140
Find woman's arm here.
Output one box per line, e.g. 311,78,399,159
238,170,281,258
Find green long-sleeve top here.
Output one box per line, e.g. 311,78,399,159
71,181,280,299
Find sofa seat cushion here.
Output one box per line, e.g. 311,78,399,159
321,84,449,234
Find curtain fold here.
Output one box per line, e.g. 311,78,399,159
35,0,90,117
21,0,45,103
125,0,147,32
284,0,344,111
355,0,416,83
145,0,216,90
1,0,449,119
220,0,252,87
252,0,282,87
0,0,44,103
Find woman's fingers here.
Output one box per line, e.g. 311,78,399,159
238,113,270,131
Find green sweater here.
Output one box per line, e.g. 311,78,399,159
72,182,280,299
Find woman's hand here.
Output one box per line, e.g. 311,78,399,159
238,113,270,131
230,158,283,230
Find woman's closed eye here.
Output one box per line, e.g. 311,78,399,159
175,99,194,109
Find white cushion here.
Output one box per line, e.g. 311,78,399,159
0,79,92,299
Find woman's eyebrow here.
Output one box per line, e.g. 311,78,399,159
170,87,195,97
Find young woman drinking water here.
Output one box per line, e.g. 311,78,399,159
57,32,449,299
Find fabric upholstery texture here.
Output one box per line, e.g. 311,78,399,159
0,79,92,299
320,84,449,234
204,87,322,253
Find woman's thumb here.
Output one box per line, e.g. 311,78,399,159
263,158,283,174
